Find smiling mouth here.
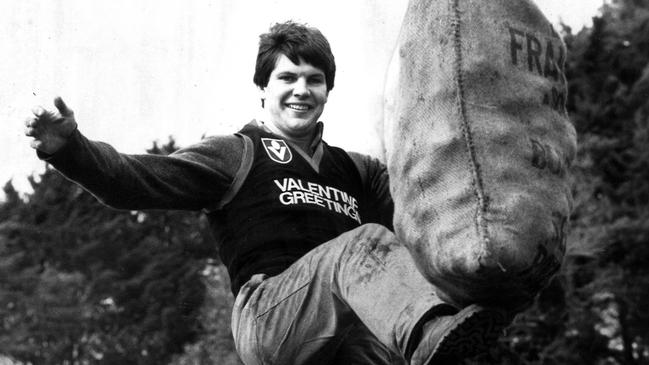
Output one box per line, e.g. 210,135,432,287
286,103,312,111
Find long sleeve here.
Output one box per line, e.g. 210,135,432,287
39,129,244,211
347,152,394,230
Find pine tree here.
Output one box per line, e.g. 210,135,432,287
0,138,222,364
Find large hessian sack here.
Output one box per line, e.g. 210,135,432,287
383,0,577,310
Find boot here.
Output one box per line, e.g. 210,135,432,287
408,304,510,364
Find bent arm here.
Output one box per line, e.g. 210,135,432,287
39,129,243,211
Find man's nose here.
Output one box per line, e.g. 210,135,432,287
293,78,310,97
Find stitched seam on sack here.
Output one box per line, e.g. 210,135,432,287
450,0,490,250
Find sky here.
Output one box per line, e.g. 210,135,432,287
1,0,606,199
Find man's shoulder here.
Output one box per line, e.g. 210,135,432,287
345,151,385,169
177,134,243,153
170,133,246,178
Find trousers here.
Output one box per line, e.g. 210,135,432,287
231,224,449,365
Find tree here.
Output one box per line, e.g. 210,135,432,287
0,138,226,364
562,1,649,363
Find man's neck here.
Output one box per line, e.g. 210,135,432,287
260,121,322,156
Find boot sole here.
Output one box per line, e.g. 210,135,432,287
426,304,509,364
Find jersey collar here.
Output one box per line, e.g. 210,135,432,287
254,119,325,173
255,120,324,154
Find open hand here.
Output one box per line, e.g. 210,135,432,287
25,96,78,155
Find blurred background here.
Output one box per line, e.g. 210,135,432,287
1,0,598,198
3,0,649,364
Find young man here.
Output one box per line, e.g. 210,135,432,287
24,21,507,364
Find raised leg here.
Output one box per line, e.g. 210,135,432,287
231,224,509,365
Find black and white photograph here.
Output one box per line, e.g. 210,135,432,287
2,0,647,364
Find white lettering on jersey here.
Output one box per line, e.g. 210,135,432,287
274,178,361,224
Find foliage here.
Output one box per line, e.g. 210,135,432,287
0,139,230,364
168,263,242,365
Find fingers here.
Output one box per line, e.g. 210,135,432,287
25,117,41,150
29,139,43,150
30,101,65,125
30,97,73,119
54,96,73,117
25,115,35,128
31,106,46,118
24,116,37,136
25,97,77,153
25,111,50,133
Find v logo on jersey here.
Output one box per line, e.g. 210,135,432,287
262,138,293,164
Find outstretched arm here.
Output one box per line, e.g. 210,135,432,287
24,97,243,211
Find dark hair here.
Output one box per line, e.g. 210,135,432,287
253,21,336,91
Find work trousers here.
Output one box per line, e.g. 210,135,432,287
231,224,449,365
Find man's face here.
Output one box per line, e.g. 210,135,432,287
262,54,328,140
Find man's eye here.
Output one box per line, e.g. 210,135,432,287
279,75,296,81
309,77,324,84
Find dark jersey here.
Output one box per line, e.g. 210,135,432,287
42,121,393,296
209,123,366,294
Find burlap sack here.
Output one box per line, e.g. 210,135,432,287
383,0,577,310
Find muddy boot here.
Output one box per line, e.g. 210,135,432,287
383,0,577,310
405,304,510,364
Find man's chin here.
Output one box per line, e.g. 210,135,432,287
285,118,316,130
282,122,317,138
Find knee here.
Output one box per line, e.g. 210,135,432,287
341,224,401,260
348,223,395,243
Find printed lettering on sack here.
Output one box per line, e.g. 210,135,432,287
262,138,292,164
507,25,567,113
508,26,565,81
530,138,567,175
516,213,567,290
274,177,361,224
542,87,566,112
